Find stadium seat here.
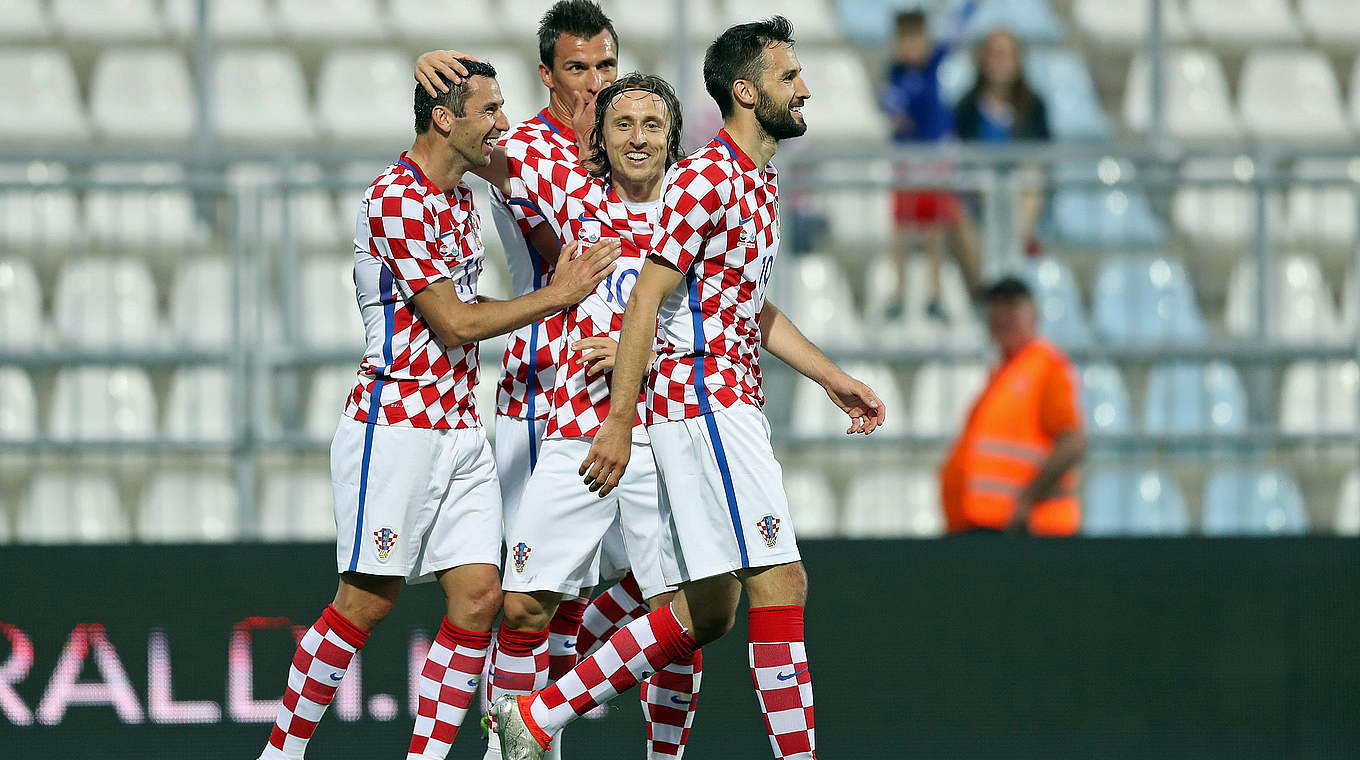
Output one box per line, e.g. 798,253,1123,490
277,0,388,41
783,470,838,539
1079,363,1133,435
1082,469,1190,536
300,257,366,351
0,259,44,349
317,49,414,143
169,258,233,349
1143,362,1248,434
1224,253,1343,343
1092,255,1206,344
51,0,164,40
53,258,161,348
1351,58,1360,132
0,48,85,142
1344,265,1358,338
213,49,312,143
306,366,358,442
499,0,563,39
785,254,866,349
164,368,235,442
0,161,81,247
1300,0,1360,47
842,469,943,538
1171,157,1283,247
228,162,344,248
1050,160,1167,248
910,361,987,436
389,0,502,42
138,473,241,542
1202,468,1309,536
90,49,195,142
19,474,130,543
718,0,840,43
790,49,889,142
0,369,38,441
259,471,336,541
1239,50,1351,141
936,49,975,107
1123,49,1240,140
940,0,1065,44
0,0,50,40
85,162,211,247
1023,47,1112,139
864,255,974,331
165,0,276,40
1336,469,1360,535
48,366,157,441
603,0,722,43
464,49,540,125
1074,0,1191,49
816,161,893,248
1285,159,1358,248
1023,256,1091,348
1185,0,1301,46
1278,361,1359,434
791,363,904,439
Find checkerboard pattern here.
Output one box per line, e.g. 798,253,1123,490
548,597,589,681
640,649,703,758
406,619,491,759
492,110,580,420
748,606,816,760
262,605,368,758
648,130,781,424
485,625,550,722
576,572,650,658
345,153,485,429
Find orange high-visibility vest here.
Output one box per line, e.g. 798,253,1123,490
955,339,1080,535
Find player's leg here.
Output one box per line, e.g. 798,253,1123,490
740,562,816,760
924,225,947,322
576,572,649,658
948,199,983,296
637,590,703,759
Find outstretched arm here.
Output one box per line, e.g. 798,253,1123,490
759,300,886,435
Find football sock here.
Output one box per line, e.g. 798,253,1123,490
548,597,588,681
261,605,368,759
748,606,816,760
640,648,703,758
406,619,492,759
576,573,649,657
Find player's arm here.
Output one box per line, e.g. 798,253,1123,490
759,300,886,435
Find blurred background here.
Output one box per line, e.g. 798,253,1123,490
0,0,1357,758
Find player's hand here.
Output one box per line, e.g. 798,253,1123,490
549,238,620,308
1007,495,1033,535
569,90,597,157
822,371,886,435
581,416,632,496
415,50,477,97
574,337,619,376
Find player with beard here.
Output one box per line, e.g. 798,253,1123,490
490,17,887,760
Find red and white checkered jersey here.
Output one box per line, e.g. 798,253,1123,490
506,148,656,441
488,109,579,420
344,153,484,429
648,130,781,424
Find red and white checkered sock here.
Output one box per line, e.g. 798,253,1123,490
406,618,492,759
261,604,368,759
576,573,649,657
548,597,588,681
524,604,698,745
748,606,816,760
488,624,550,712
640,649,703,758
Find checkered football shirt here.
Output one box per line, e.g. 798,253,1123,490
649,130,782,424
344,153,485,429
506,146,656,440
488,109,578,420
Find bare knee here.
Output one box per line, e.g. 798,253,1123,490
688,605,737,645
500,591,557,632
459,582,504,630
333,574,402,632
743,562,808,609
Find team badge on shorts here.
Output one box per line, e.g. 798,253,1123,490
373,527,398,561
756,514,781,548
512,542,532,573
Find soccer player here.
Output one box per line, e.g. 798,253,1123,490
470,73,702,759
255,59,618,760
490,17,887,760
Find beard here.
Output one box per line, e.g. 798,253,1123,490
755,87,807,140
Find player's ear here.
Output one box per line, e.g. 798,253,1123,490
538,61,553,90
732,79,758,110
431,105,454,134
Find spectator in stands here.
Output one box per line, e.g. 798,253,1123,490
880,4,982,323
939,276,1085,535
955,29,1050,256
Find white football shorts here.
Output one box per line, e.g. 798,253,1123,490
648,403,801,585
494,414,549,525
331,415,503,583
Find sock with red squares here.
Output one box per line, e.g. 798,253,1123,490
748,605,816,760
639,648,703,758
259,604,368,759
487,624,550,721
548,597,588,681
406,619,492,759
576,573,649,658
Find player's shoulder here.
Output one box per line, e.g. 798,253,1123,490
666,142,740,193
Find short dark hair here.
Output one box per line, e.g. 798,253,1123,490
586,73,685,179
981,276,1034,304
538,0,618,69
702,16,796,118
414,58,497,134
895,10,927,34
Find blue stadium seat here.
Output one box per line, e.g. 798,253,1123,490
834,0,911,44
1024,47,1112,139
1079,364,1132,434
1083,469,1190,536
1092,255,1207,344
1023,256,1091,348
939,0,1065,44
1144,362,1249,434
1202,469,1309,536
1051,162,1167,248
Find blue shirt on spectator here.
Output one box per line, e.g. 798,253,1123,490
883,49,953,143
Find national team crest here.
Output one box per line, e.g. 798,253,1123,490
512,542,532,573
755,514,780,548
581,223,601,244
738,225,756,246
373,527,398,560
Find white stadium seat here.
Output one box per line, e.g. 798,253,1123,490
1350,57,1360,134
90,49,195,142
213,49,312,143
1300,0,1360,47
718,0,839,43
783,254,866,349
863,255,974,328
468,49,540,125
164,368,235,442
138,473,240,542
85,162,210,247
608,0,720,43
19,474,130,543
1336,470,1360,536
0,0,50,39
0,161,82,247
300,257,366,351
53,258,160,348
0,259,44,349
277,0,388,41
165,0,275,40
1224,253,1343,343
306,366,359,442
1278,361,1359,435
0,369,38,441
1344,265,1358,338
228,162,345,247
49,366,157,441
791,49,889,142
783,470,838,539
791,362,904,439
260,471,336,541
317,49,415,143
1239,50,1351,141
910,362,987,436
1285,160,1359,248
494,0,557,39
1171,158,1283,247
1185,0,1301,46
0,48,85,142
842,469,943,538
51,0,163,40
1074,0,1190,49
1124,49,1240,140
169,258,233,349
389,0,503,42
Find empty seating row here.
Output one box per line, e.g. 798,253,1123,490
1077,0,1360,50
